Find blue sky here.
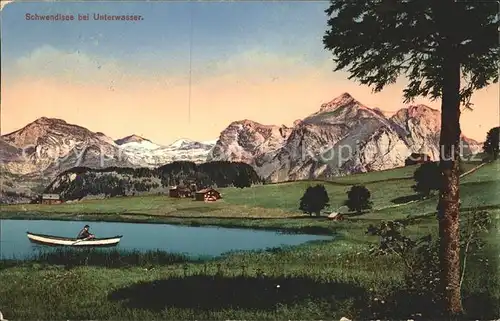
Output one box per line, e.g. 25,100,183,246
2,1,332,77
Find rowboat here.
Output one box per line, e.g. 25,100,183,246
26,232,122,247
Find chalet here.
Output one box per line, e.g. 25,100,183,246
195,188,222,202
169,186,193,198
41,194,62,205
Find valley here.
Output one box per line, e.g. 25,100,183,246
0,92,485,204
1,159,498,320
0,95,497,319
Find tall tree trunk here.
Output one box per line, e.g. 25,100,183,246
433,0,464,314
438,53,463,315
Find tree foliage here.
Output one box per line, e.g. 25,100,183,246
299,184,330,216
323,0,498,315
233,173,252,188
323,0,498,107
413,162,441,196
344,185,373,214
47,161,262,201
483,127,499,160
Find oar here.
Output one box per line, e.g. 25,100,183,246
71,233,96,245
71,239,84,245
71,237,91,245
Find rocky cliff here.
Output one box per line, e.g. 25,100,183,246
1,117,132,177
0,93,483,202
0,118,215,202
207,119,293,168
208,93,481,182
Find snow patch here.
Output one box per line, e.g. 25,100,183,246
168,138,194,148
120,141,162,151
119,138,218,167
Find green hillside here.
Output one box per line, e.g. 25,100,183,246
221,177,412,212
0,163,418,217
0,160,498,320
2,160,495,220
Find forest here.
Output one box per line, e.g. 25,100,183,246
45,161,263,201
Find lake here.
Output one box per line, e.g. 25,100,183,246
0,219,332,259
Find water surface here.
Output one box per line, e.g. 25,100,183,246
0,219,332,259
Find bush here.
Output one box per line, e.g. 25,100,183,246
483,126,499,160
344,185,372,214
366,210,494,319
413,162,441,196
299,184,330,216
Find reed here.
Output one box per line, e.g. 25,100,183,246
4,248,193,268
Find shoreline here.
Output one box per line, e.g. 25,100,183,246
0,211,337,236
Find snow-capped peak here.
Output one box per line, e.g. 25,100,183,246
115,134,162,151
119,140,162,151
117,137,217,168
115,134,151,145
168,138,195,148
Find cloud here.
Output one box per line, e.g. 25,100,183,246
190,48,333,85
4,45,187,89
2,45,496,144
11,45,122,83
5,44,333,89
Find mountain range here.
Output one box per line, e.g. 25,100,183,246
0,92,482,202
208,93,480,181
0,117,216,176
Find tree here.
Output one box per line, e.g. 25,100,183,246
413,162,441,196
483,127,499,160
233,174,251,188
299,184,330,216
323,0,498,315
193,172,211,190
344,185,373,214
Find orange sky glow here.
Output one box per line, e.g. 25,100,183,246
1,2,498,145
2,70,498,145
1,47,498,145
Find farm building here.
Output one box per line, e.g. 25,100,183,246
169,186,193,198
41,194,62,205
327,212,344,221
195,188,222,202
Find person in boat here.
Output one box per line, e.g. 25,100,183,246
77,225,95,240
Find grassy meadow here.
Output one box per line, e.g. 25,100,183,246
0,166,423,219
0,160,490,220
0,160,498,319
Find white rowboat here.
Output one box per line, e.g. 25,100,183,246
26,231,122,247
